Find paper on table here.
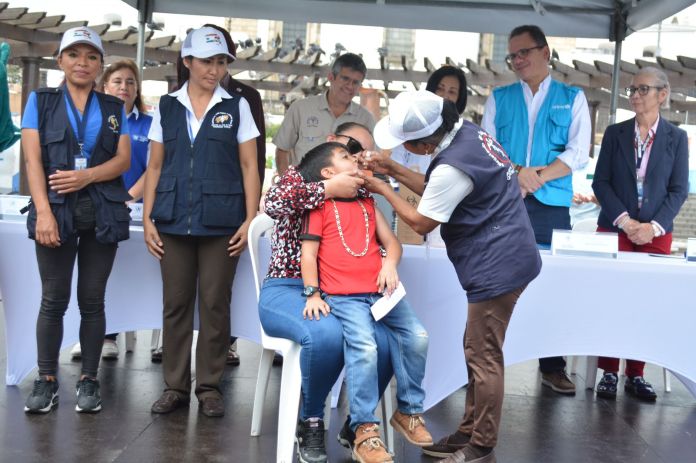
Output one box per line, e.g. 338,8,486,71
370,282,406,321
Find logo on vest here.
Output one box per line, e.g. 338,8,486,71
212,112,234,128
107,115,119,133
551,104,571,110
478,131,510,168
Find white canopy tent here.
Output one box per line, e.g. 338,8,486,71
122,0,696,121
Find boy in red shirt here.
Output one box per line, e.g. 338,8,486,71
298,142,431,463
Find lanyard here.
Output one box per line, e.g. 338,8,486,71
633,129,654,170
64,87,94,155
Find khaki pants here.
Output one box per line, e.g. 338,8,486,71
458,286,525,448
159,233,239,400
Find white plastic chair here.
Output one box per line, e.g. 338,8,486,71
248,214,394,462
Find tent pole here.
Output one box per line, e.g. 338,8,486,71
609,39,623,125
135,0,152,72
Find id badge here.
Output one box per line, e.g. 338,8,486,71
636,177,644,208
74,155,87,171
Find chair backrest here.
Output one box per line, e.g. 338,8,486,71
248,213,275,299
572,218,598,232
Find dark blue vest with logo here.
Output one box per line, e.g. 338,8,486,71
27,87,131,244
425,121,541,302
150,93,245,236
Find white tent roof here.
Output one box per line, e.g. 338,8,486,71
122,0,694,39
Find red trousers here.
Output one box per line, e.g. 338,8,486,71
596,227,672,376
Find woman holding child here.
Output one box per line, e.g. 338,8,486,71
367,90,542,463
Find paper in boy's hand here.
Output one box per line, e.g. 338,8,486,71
370,282,406,321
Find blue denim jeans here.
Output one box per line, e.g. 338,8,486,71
258,278,393,420
326,293,428,430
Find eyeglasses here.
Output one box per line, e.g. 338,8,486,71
505,45,545,64
625,85,665,97
337,134,364,154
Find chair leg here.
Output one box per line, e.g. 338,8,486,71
250,348,275,436
124,331,136,353
664,368,671,393
150,329,162,351
277,345,302,463
585,356,598,390
569,356,578,375
380,382,394,451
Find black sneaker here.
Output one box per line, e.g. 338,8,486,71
295,418,327,463
625,376,657,402
596,372,618,400
75,377,102,413
337,417,355,450
24,378,59,414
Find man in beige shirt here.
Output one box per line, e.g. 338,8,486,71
273,53,375,174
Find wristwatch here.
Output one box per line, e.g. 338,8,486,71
303,286,320,297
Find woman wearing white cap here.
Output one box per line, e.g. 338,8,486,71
143,26,260,417
21,26,132,414
367,91,541,463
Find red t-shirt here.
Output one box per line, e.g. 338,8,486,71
300,197,382,295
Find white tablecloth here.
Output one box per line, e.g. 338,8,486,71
2,218,696,409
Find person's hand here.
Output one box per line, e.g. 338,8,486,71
228,220,251,256
35,209,60,248
359,150,393,176
626,222,654,245
572,192,598,205
324,171,364,199
377,263,399,296
361,174,392,196
144,219,164,259
302,295,330,320
621,218,641,236
517,166,546,196
48,169,92,194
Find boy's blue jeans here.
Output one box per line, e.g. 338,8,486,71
326,293,428,431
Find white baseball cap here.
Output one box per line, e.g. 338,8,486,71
374,90,444,150
181,27,235,61
59,26,104,56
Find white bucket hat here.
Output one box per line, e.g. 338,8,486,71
181,26,235,61
59,26,104,55
374,90,444,150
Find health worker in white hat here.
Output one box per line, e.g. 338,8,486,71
365,90,542,463
143,26,260,417
21,26,132,414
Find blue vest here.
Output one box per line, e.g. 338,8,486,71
27,88,131,244
122,112,152,192
150,93,245,236
493,80,578,207
425,121,541,302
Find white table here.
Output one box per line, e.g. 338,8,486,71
2,217,696,409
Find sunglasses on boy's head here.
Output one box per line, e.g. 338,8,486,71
336,134,364,154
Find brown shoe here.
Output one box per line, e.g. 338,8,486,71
226,343,240,366
352,423,393,463
541,370,576,395
422,431,471,457
151,391,189,414
439,444,496,463
389,410,433,446
199,396,225,417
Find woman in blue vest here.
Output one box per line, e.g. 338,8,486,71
367,91,541,463
21,27,132,414
143,26,260,417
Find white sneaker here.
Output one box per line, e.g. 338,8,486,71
70,343,82,360
101,339,119,359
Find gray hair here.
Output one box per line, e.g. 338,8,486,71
634,66,671,109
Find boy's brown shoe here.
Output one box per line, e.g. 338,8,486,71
389,410,433,446
352,423,393,463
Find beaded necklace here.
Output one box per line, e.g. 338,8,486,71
330,199,370,257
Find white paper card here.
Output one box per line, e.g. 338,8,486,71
370,282,406,321
551,229,618,259
129,202,143,222
687,238,696,262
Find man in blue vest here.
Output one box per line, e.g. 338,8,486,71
481,24,591,396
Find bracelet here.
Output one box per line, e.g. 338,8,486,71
651,222,661,237
513,163,522,174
